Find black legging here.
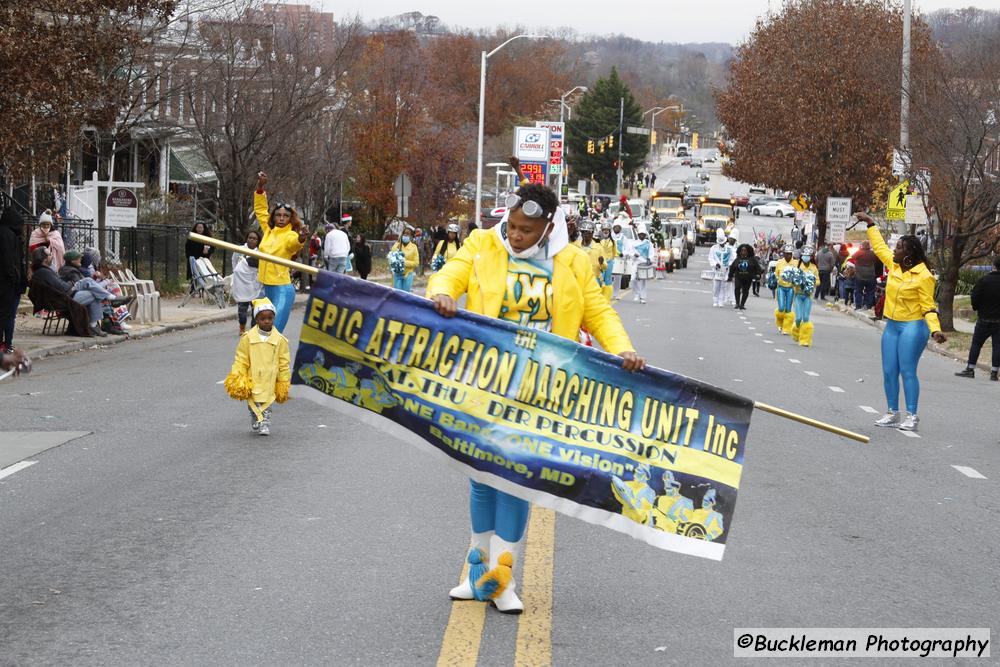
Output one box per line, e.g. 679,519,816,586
0,286,20,348
734,277,753,308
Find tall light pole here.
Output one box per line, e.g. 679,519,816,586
648,105,682,163
555,85,587,199
475,34,538,227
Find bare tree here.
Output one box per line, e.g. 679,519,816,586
186,0,360,238
909,23,1000,331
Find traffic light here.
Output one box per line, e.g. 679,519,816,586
587,140,595,154
607,134,614,149
599,141,606,153
651,130,657,145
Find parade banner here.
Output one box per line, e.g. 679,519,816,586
291,270,754,560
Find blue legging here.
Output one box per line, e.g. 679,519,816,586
263,283,296,333
881,319,930,413
469,480,529,542
776,286,794,313
393,272,415,293
792,293,812,325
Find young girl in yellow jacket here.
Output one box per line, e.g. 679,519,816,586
224,298,291,436
428,183,644,614
253,172,308,332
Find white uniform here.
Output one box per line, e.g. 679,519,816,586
708,241,731,307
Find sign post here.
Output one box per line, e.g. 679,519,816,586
535,121,564,192
886,181,908,221
513,126,551,186
105,187,139,228
825,196,852,244
394,173,412,219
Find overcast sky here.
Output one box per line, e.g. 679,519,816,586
318,0,999,43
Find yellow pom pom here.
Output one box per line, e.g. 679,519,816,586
224,373,253,401
275,380,290,403
474,551,514,600
497,551,513,568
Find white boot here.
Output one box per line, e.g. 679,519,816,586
448,531,492,600
486,535,524,615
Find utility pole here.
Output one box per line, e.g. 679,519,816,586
901,0,913,233
616,96,624,194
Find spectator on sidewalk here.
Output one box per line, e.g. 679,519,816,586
58,249,87,284
0,205,27,354
185,222,214,279
815,243,837,300
955,257,1000,381
29,247,115,337
852,241,881,310
29,210,66,272
322,221,351,273
352,234,372,281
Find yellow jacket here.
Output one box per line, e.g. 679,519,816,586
427,229,635,355
393,242,420,275
224,325,292,411
794,261,820,295
775,257,796,288
434,240,460,261
867,226,941,332
598,238,617,260
582,242,606,280
254,191,306,285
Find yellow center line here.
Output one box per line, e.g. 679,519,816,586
436,559,487,667
515,508,555,667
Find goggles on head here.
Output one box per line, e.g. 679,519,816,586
505,193,553,220
272,202,294,214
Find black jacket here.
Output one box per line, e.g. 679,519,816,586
352,241,372,275
971,271,1000,322
729,245,762,281
0,206,27,293
59,264,85,285
30,265,73,295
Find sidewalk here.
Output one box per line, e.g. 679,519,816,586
10,272,430,362
11,293,309,361
824,300,990,371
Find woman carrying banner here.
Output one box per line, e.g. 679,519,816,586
253,172,308,333
429,182,644,614
856,212,946,432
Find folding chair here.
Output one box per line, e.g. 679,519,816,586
110,270,148,323
193,257,229,309
123,268,161,321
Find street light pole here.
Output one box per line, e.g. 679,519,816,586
475,34,537,228
900,0,911,159
555,85,587,199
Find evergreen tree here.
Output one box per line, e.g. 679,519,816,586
566,68,648,193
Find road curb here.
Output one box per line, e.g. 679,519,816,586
825,301,992,372
24,301,307,362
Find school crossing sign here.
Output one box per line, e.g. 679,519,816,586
887,181,909,221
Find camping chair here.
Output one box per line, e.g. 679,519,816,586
181,257,228,309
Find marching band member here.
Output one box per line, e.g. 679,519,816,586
791,245,820,346
428,183,644,614
774,244,796,334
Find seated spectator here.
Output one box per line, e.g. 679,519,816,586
58,249,87,283
29,248,117,337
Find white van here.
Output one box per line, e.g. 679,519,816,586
676,142,690,157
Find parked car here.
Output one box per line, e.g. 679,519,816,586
747,194,783,210
689,158,704,168
731,194,750,208
696,170,710,182
751,201,796,217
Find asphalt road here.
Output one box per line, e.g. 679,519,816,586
2,168,996,665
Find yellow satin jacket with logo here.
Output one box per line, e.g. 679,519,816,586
427,229,635,355
254,191,306,285
866,226,941,333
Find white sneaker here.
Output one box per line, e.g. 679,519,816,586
633,295,640,302
874,411,900,427
897,412,919,432
640,298,646,304
259,421,270,436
